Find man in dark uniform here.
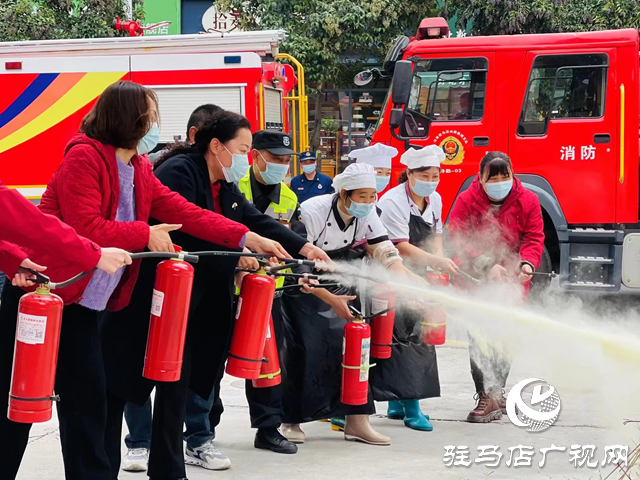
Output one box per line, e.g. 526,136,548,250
237,130,306,454
290,150,334,204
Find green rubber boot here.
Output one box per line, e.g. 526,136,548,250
330,416,345,431
400,400,433,431
387,400,404,420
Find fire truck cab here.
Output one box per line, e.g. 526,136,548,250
372,18,640,293
0,30,307,201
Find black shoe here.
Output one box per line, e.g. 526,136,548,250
254,427,298,454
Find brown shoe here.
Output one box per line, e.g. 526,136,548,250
466,392,502,423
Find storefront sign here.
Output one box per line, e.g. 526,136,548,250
143,0,181,35
201,6,240,33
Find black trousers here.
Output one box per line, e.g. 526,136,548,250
244,297,285,429
468,332,511,394
105,338,192,480
0,281,111,480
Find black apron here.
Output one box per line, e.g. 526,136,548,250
280,205,373,423
370,204,441,402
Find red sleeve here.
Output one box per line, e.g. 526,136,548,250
0,240,27,278
55,146,151,251
149,174,248,249
0,182,101,275
519,196,545,269
448,197,483,263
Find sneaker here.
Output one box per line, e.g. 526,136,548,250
185,440,231,470
121,447,149,472
466,392,502,423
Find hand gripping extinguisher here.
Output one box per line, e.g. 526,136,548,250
226,273,276,380
9,284,64,423
370,285,396,359
341,307,375,405
421,272,449,346
143,247,195,382
252,314,281,388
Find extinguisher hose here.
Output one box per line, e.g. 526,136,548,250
21,252,200,290
362,306,397,320
275,282,341,292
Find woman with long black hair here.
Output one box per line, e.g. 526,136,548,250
101,109,328,479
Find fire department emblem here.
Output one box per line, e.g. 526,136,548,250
439,136,465,165
283,136,290,147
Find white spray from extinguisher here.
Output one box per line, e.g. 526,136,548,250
326,259,640,433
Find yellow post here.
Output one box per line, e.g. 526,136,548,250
276,53,308,152
259,83,265,130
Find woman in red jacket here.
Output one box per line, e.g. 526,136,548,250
0,81,286,480
448,151,544,424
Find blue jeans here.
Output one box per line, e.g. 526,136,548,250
184,389,215,450
124,398,152,449
123,389,220,452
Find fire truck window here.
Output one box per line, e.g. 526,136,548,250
518,54,608,136
402,57,488,137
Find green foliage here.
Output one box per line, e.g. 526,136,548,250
443,0,640,36
0,0,145,42
217,0,438,90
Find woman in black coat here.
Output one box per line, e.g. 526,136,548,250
101,111,328,480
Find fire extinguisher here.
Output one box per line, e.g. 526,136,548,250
341,308,374,406
9,284,63,424
421,306,447,346
226,274,276,380
426,271,449,287
143,247,195,382
370,285,396,359
252,314,281,388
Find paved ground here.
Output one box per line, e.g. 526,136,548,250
16,342,640,480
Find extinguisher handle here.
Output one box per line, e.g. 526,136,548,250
19,268,51,285
129,252,200,263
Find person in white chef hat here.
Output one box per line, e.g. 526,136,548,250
280,162,421,447
349,143,398,194
374,145,459,432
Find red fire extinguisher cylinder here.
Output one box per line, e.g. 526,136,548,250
341,319,372,406
226,274,276,380
143,252,195,382
422,305,447,346
370,285,396,359
9,286,64,423
252,315,281,388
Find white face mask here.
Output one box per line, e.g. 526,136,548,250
217,145,249,183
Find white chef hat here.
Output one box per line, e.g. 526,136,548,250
332,163,377,192
400,145,445,169
349,143,398,169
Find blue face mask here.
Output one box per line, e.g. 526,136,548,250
375,176,391,193
411,178,439,198
258,152,289,185
137,123,160,155
302,164,317,174
485,179,513,200
346,198,374,219
218,145,249,183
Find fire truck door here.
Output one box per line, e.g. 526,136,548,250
509,50,617,224
398,52,496,220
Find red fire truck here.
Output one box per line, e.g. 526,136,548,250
0,30,307,201
366,17,640,292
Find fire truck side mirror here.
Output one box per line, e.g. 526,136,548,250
388,108,404,129
390,60,413,106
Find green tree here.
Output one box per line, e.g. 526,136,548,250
0,0,144,42
442,0,640,35
217,0,437,148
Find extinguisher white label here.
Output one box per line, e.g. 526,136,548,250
235,297,243,320
17,313,47,345
371,298,388,316
151,290,164,317
360,338,371,382
266,322,272,339
342,337,346,356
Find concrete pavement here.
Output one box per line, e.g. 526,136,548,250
16,343,639,480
